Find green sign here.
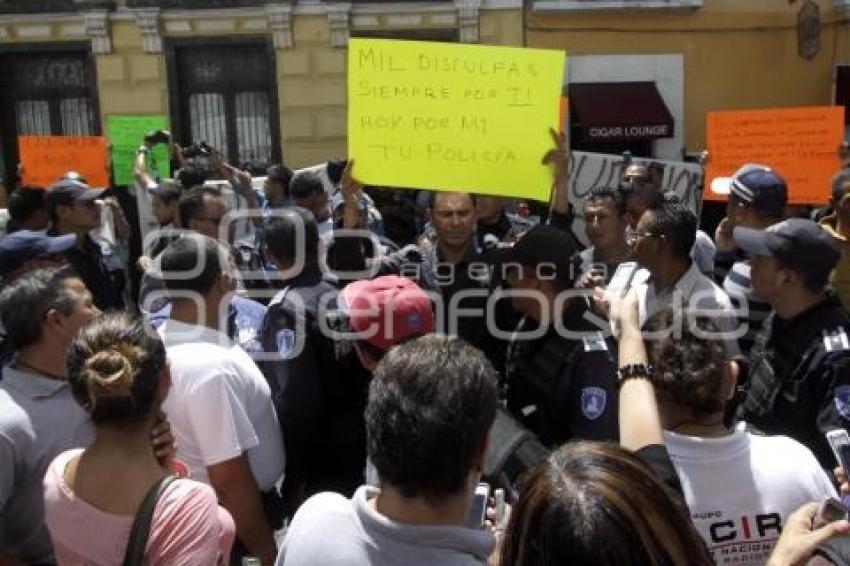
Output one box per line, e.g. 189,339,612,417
107,115,171,186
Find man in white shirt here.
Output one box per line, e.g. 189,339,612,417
630,197,740,354
644,308,836,566
158,234,284,565
621,162,716,274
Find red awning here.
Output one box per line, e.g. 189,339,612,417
569,82,675,142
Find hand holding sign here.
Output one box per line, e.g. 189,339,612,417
543,127,570,181
544,127,572,214
341,159,364,203
340,159,365,229
107,115,171,186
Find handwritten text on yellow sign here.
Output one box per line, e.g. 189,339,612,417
348,39,566,201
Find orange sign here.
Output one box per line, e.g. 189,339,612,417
559,96,568,135
18,136,110,189
706,107,845,205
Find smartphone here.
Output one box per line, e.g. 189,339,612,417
494,488,506,525
606,261,640,299
466,482,490,528
816,497,848,528
826,429,850,473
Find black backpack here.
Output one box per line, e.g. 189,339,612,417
484,407,549,495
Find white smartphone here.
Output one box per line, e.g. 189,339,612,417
826,429,850,472
466,482,490,528
606,261,640,299
494,488,506,525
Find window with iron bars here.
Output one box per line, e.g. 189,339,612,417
0,48,99,187
166,39,281,172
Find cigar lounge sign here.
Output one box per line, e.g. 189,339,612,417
587,124,671,140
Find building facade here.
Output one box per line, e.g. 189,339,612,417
0,0,523,189
3,0,849,186
527,0,850,160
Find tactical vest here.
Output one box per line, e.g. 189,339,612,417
741,300,850,428
506,318,585,443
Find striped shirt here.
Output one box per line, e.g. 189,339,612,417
722,260,773,357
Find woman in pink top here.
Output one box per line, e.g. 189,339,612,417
43,313,235,565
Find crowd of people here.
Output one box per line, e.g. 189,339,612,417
3,125,850,566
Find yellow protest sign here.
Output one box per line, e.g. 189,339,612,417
348,38,566,201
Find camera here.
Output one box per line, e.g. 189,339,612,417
181,142,213,159
143,130,169,146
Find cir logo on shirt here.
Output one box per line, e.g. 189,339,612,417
581,386,606,421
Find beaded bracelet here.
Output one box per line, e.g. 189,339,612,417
617,363,653,387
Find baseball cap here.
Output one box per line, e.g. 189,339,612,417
0,230,76,276
45,179,105,215
733,218,841,281
340,275,435,351
711,164,788,215
60,171,88,184
483,224,579,285
148,180,182,201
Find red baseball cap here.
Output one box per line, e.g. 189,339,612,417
340,275,435,351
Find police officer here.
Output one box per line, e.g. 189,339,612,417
177,184,271,298
138,185,269,348
337,187,503,368
417,194,536,248
144,283,268,357
734,218,850,469
487,225,619,447
46,180,127,311
260,207,370,514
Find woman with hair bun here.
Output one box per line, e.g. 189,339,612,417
42,312,235,565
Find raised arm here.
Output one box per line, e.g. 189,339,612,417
211,148,263,228
133,138,156,189
611,290,665,451
542,127,571,217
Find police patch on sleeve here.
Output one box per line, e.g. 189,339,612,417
835,385,850,420
276,329,296,358
581,386,607,421
824,326,850,352
583,334,608,353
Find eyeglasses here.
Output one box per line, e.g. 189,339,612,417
626,230,657,244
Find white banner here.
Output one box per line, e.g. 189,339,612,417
567,151,703,246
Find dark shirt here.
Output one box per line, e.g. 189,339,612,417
260,269,370,513
738,293,850,468
476,212,535,247
505,302,618,447
53,232,125,311
345,236,506,371
232,240,272,301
